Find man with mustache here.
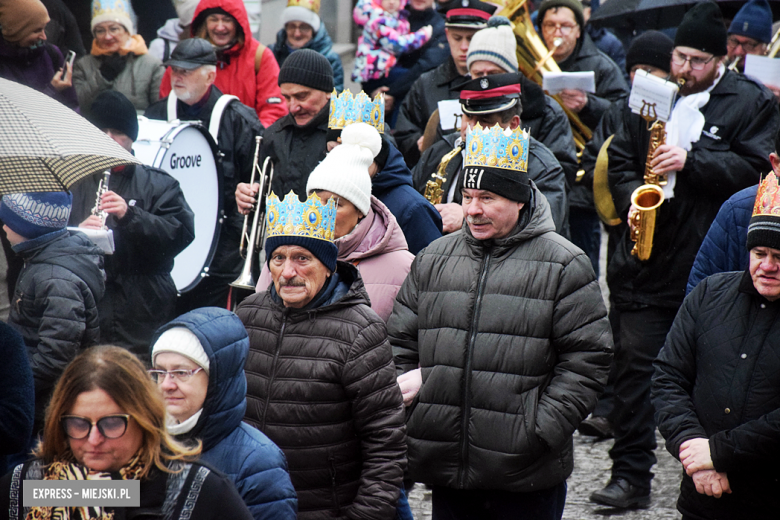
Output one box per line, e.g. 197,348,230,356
590,2,780,510
388,121,612,520
235,190,406,519
146,37,263,310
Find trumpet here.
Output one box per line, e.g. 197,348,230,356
231,136,274,291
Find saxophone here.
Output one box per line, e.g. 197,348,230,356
630,79,685,261
424,143,463,205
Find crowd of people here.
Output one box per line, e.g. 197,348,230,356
1,0,780,518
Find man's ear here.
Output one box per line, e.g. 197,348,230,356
770,152,780,175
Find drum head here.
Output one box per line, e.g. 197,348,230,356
134,119,222,293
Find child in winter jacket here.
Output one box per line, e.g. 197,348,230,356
351,0,431,89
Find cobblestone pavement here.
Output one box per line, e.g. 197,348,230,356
407,430,683,520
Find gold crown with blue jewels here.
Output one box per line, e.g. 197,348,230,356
265,191,337,242
328,89,385,133
464,123,529,172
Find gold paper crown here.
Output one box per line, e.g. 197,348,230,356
286,0,321,14
92,0,133,20
753,171,780,218
266,191,337,243
464,123,529,173
328,90,385,134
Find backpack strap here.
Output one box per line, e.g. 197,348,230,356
255,43,266,74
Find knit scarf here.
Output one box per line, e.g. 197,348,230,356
25,456,145,520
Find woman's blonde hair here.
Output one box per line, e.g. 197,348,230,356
35,345,201,478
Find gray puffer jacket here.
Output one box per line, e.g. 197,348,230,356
388,185,612,492
73,52,164,113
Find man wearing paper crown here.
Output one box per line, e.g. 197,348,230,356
651,170,780,520
594,2,780,509
235,191,406,520
412,72,568,235
238,87,443,254
388,122,612,519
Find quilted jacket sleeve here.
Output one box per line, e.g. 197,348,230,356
342,321,406,520
651,283,710,459
709,408,780,473
387,254,422,375
535,248,613,451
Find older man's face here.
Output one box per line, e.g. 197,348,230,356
280,83,331,126
461,188,523,240
726,34,767,73
171,66,215,104
750,246,780,301
269,245,331,308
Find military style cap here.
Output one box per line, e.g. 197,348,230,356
439,0,497,29
459,72,522,115
165,38,217,70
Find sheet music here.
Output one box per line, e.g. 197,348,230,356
628,70,679,122
542,71,596,95
438,99,463,133
745,55,780,88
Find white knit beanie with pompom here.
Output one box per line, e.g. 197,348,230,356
306,122,379,216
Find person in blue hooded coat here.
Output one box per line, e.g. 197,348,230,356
150,307,297,520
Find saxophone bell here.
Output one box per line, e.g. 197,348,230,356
424,143,463,205
630,184,664,261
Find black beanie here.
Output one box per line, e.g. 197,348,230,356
536,0,584,31
625,30,674,74
674,1,728,56
88,90,139,142
278,49,334,92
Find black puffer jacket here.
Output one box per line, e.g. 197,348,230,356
556,33,629,131
388,186,612,492
412,134,568,233
607,70,779,310
236,263,406,520
145,86,263,278
261,105,330,201
394,57,467,166
652,271,780,520
8,230,104,429
69,164,194,361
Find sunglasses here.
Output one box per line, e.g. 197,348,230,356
60,414,130,440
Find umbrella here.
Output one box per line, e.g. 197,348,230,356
0,78,139,195
589,0,780,31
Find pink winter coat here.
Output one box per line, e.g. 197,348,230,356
257,196,414,322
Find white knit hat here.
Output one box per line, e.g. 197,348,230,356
152,327,210,373
306,122,379,216
281,6,321,33
172,0,199,27
467,16,518,73
91,0,136,35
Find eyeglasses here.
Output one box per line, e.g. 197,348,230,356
61,414,130,440
148,367,204,384
94,25,125,37
671,50,715,71
541,22,577,35
726,36,762,53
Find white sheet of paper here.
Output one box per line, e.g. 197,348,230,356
745,55,780,88
438,99,462,133
542,71,596,95
628,70,679,122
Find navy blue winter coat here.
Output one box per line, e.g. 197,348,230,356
272,24,344,93
151,308,297,520
686,185,755,295
372,142,443,254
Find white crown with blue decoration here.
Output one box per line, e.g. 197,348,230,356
328,90,385,134
464,123,529,173
266,191,337,243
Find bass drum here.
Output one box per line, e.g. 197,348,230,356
133,118,222,293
